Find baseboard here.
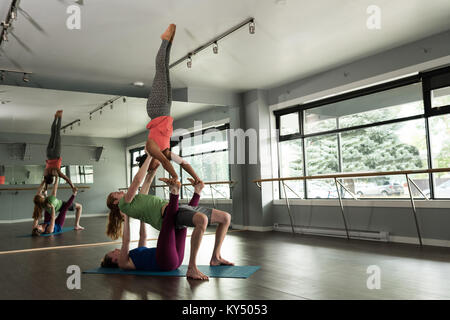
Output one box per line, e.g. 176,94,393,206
0,213,108,224
231,224,273,232
389,235,450,248
273,224,450,248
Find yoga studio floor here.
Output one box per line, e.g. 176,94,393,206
1,216,450,300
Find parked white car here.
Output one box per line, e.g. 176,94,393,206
422,180,450,198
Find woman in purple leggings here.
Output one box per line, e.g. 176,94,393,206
101,176,187,273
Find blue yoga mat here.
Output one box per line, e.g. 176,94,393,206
18,227,75,238
83,265,260,279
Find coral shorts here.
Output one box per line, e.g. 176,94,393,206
46,157,62,169
147,116,173,151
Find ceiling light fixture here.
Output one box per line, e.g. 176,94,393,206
249,20,255,34
169,17,255,69
61,119,81,132
0,0,20,48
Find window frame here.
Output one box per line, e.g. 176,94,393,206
275,66,450,200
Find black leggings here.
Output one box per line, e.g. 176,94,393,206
46,117,61,159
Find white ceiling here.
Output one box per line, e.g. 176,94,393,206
0,85,215,138
0,0,449,138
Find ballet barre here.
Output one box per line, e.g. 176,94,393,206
253,168,450,246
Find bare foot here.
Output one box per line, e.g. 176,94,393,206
210,256,234,266
161,24,176,42
186,266,209,280
55,110,63,118
74,225,85,230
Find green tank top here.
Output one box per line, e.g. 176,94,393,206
45,195,63,213
118,194,168,230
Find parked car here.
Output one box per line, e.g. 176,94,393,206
307,181,338,198
422,180,450,198
355,181,404,197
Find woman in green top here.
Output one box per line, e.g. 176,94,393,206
32,175,84,236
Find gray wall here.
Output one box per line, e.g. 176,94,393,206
236,30,450,243
0,132,127,221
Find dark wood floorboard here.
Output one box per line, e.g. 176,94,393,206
1,222,450,300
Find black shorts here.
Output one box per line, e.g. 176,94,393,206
175,205,213,229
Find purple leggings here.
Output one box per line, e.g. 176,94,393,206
44,195,75,227
155,193,187,271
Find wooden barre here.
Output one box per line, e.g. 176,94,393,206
119,181,235,191
0,186,91,191
253,168,450,184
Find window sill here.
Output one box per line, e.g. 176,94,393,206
273,198,450,208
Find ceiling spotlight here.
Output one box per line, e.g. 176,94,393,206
78,121,81,126
23,73,29,83
249,21,255,34
187,56,192,68
70,126,73,130
213,42,218,54
63,129,66,134
133,81,145,87
100,108,103,115
110,103,113,110
89,115,92,120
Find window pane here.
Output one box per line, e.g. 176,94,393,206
181,152,230,198
341,119,427,173
307,179,337,199
431,86,450,108
429,114,450,198
304,110,337,134
181,130,228,155
305,134,339,175
280,112,300,136
279,139,303,198
304,83,423,134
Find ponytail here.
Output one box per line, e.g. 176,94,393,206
106,193,123,240
33,195,45,220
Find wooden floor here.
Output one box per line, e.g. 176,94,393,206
1,216,450,300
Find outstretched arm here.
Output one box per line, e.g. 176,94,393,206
56,169,75,190
138,221,147,248
36,180,46,196
44,205,56,234
171,152,201,184
124,151,152,203
51,175,59,197
118,215,135,270
139,169,156,195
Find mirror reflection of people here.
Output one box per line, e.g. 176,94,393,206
42,110,75,190
0,165,5,185
32,176,84,236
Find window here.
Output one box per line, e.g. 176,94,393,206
275,66,450,199
130,147,146,185
279,112,300,136
431,86,450,109
176,124,231,199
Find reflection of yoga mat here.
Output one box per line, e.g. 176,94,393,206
83,265,260,279
18,227,75,238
